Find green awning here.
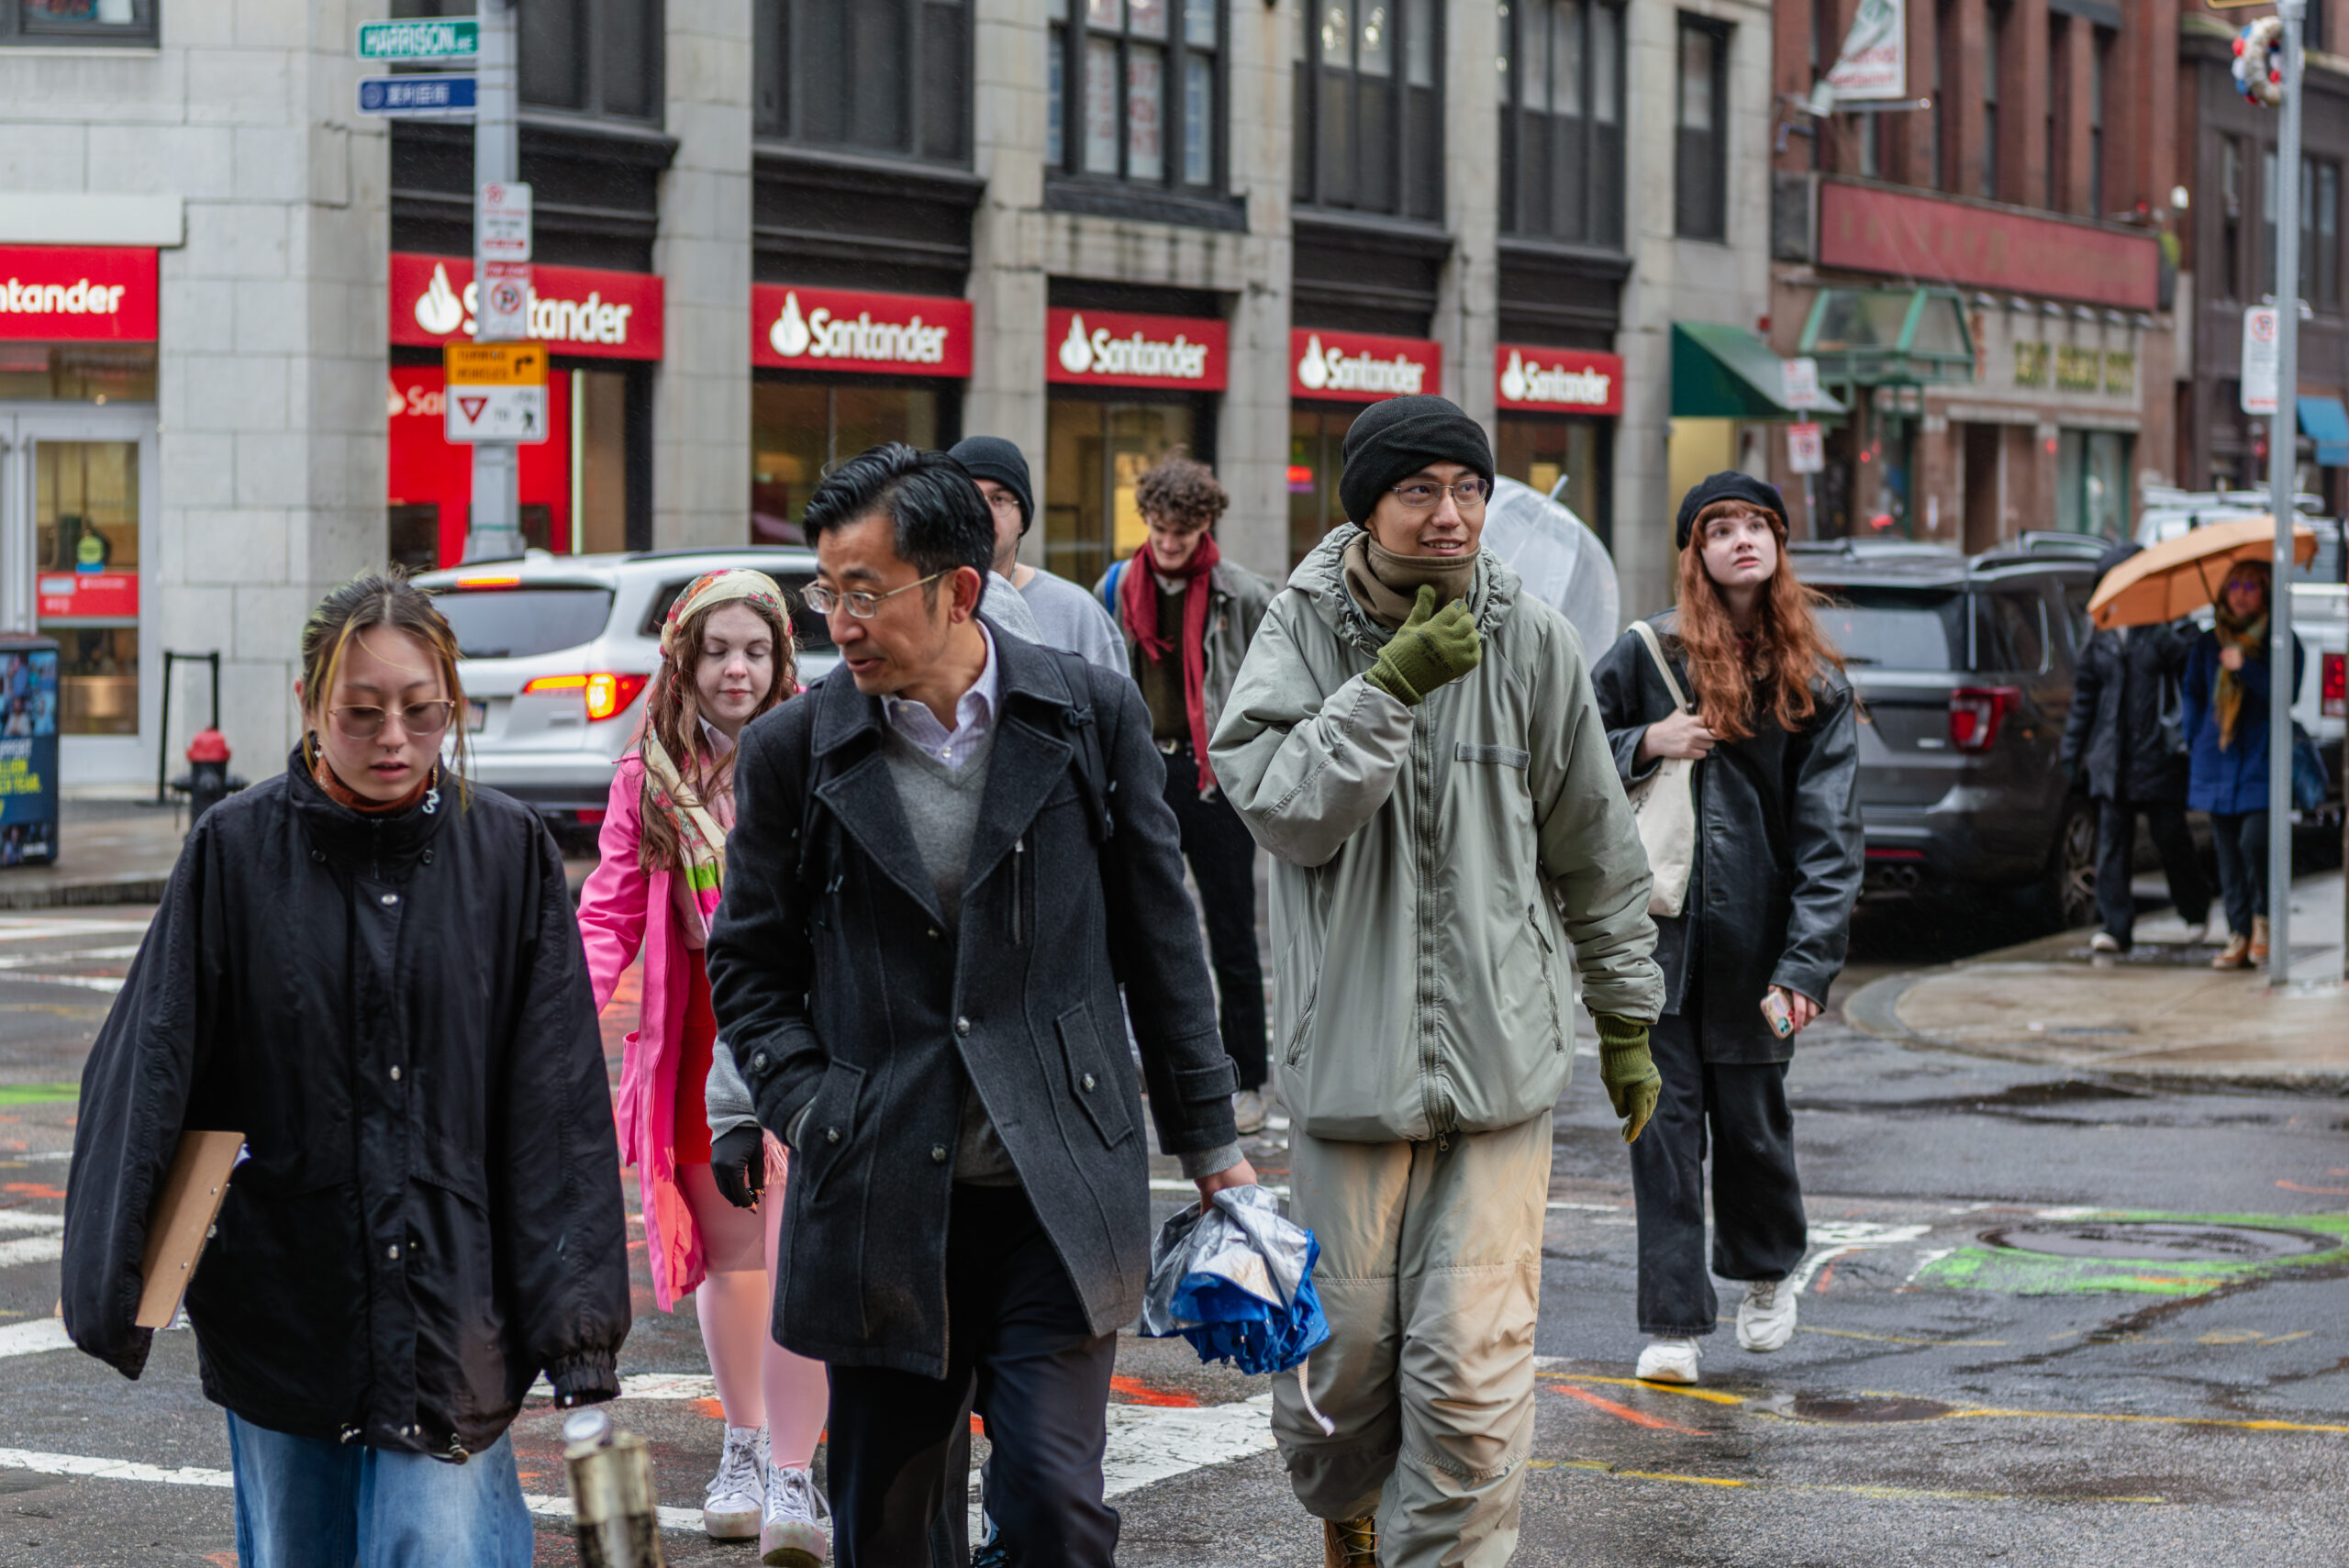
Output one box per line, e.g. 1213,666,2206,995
1671,323,1847,419
1796,287,1976,386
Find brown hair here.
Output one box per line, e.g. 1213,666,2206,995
634,595,796,874
1132,449,1229,530
299,570,471,792
1674,503,1846,742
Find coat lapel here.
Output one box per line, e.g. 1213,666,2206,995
807,669,950,927
963,713,1074,893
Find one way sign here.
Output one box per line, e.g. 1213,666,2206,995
442,341,550,444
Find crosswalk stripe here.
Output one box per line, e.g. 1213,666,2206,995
0,1237,62,1268
0,1318,73,1359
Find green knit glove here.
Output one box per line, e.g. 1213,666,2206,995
1594,1013,1661,1145
1365,584,1483,706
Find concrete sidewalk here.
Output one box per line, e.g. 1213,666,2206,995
1846,868,2349,1091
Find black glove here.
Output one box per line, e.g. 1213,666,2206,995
709,1124,766,1210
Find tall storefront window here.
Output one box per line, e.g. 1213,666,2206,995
751,380,948,544
1499,0,1625,247
757,0,970,163
2055,428,2131,539
1047,0,1221,192
1497,417,1608,548
1288,406,1353,566
1044,398,1202,589
35,441,139,737
1293,0,1442,220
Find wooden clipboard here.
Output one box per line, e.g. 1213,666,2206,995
135,1131,245,1329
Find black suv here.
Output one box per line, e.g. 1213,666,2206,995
1792,536,2103,926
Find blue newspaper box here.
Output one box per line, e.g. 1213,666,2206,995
0,636,60,865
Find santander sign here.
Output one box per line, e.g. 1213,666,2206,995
390,252,664,361
1495,345,1623,415
1290,328,1440,403
1044,308,1227,390
751,284,972,376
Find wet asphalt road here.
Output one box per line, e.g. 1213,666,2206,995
0,901,2342,1566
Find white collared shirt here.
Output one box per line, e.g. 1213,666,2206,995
880,622,998,771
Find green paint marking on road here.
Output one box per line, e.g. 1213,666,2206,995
1916,1209,2349,1298
0,1084,76,1106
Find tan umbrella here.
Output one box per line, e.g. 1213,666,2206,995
2087,517,2318,629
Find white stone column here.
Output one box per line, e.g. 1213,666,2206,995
1441,0,1501,432
969,0,1051,549
1214,0,1296,582
651,0,753,550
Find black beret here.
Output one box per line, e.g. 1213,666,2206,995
947,436,1034,533
1675,472,1788,550
1338,395,1496,526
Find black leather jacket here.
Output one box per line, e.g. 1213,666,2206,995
1591,612,1864,1062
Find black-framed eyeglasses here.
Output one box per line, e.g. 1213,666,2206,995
801,571,952,619
982,491,1023,514
1390,479,1491,510
329,701,458,741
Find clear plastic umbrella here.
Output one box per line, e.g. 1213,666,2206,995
1481,474,1622,652
1139,1185,1336,1432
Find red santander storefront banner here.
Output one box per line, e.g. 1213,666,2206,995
753,284,972,376
1291,328,1441,403
0,246,157,341
1495,345,1623,416
389,252,663,361
1046,308,1227,391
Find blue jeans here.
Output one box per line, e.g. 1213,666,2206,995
226,1414,535,1568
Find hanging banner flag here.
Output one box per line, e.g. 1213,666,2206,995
1809,0,1905,112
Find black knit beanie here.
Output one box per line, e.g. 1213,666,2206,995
948,436,1035,534
1675,472,1787,550
1337,395,1495,526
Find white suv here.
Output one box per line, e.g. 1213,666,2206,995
414,547,833,841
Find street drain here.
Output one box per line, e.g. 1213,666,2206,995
1791,1395,1954,1424
1979,1221,2332,1263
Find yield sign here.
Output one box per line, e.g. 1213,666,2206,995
457,396,488,421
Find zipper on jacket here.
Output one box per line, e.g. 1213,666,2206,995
1011,837,1025,945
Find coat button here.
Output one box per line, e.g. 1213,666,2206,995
379,893,398,906
826,1127,841,1144
386,1243,400,1261
955,1017,971,1036
388,1066,401,1082
928,928,941,940
1082,1073,1097,1091
930,1145,947,1163
311,850,326,864
751,1051,769,1073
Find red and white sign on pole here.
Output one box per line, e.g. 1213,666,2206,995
1782,357,1822,412
2240,306,2280,416
391,253,664,360
475,183,531,339
1787,422,1825,474
1290,328,1441,403
1046,308,1228,391
1494,345,1624,415
752,284,974,376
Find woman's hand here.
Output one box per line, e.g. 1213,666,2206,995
1637,710,1720,763
2218,644,2245,673
1770,985,1822,1035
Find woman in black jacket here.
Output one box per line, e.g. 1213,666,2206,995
1591,474,1863,1389
63,573,629,1567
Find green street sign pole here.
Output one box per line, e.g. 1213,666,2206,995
356,17,479,62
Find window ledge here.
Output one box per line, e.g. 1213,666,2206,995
1497,236,1634,279
1293,208,1455,257
1044,178,1246,233
0,42,159,54
755,142,985,204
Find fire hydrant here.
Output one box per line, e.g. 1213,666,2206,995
171,729,245,827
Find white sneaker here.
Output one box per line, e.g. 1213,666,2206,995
1635,1336,1702,1384
1232,1087,1269,1135
2196,913,2226,946
703,1425,767,1540
1736,1278,1798,1352
761,1463,833,1568
2088,931,2123,954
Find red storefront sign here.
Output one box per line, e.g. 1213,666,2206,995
1817,183,2159,311
387,367,574,564
389,252,663,361
37,573,137,619
752,284,973,376
1046,308,1227,391
1495,344,1623,416
1290,328,1441,403
0,246,157,341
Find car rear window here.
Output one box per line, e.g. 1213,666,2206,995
1813,588,1965,671
434,585,617,661
640,573,834,651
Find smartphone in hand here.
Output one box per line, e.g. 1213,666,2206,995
1760,989,1794,1040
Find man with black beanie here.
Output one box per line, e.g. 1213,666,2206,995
949,435,1126,673
1212,394,1664,1568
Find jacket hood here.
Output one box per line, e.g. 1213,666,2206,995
1287,524,1521,651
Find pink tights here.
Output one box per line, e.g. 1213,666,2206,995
677,1143,829,1470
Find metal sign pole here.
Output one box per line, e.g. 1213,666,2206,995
2268,0,2305,987
463,0,523,563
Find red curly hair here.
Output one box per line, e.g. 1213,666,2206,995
1674,502,1845,742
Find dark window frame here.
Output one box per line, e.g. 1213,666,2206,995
1294,0,1444,222
1983,2,2005,199
1047,0,1226,197
2304,156,2341,313
0,0,156,46
756,0,973,166
393,0,665,126
2220,134,2245,302
1499,0,1629,249
1673,13,1730,242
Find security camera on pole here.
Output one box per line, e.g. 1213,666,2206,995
463,0,529,563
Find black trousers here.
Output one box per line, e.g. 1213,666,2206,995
1627,1010,1809,1337
1161,740,1269,1090
2210,809,2273,934
825,1185,1119,1568
2095,796,2210,946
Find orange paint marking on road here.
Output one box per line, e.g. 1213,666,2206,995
3,1182,63,1199
1109,1375,1201,1408
1548,1382,1709,1436
205,1552,239,1567
692,1397,727,1421
1812,1262,1839,1295
2275,1179,2349,1195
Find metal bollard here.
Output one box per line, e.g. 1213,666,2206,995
562,1407,666,1568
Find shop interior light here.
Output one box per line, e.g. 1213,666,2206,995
520,672,648,721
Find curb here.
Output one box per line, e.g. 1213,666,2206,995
1842,967,2349,1096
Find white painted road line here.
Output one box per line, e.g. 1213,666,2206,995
0,1236,62,1268
1102,1394,1275,1497
0,1212,62,1235
0,1318,73,1358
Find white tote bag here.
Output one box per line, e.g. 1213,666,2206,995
1622,620,1698,918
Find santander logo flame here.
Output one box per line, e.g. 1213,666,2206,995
414,262,464,335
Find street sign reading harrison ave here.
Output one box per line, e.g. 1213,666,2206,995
356,17,478,61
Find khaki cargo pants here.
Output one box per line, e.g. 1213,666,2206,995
1274,1111,1550,1568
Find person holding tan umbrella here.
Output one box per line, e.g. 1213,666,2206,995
2089,519,2315,969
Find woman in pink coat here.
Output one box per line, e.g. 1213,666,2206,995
575,569,830,1562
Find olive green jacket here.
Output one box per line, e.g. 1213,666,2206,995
1208,527,1663,1143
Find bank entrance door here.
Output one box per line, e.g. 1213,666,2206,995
0,405,160,784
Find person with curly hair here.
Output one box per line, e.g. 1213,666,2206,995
1096,450,1281,1133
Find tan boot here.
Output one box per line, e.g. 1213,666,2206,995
2210,932,2253,970
2250,916,2271,965
1323,1515,1380,1568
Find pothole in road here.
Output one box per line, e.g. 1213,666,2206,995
1980,1221,2334,1263
1789,1395,1956,1424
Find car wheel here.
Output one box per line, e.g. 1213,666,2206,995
2044,795,2099,931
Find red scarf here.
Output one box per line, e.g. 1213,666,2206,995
310,737,438,816
1119,532,1221,790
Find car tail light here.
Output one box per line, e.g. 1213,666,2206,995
2325,652,2346,718
453,575,522,590
521,672,649,721
1948,686,2020,751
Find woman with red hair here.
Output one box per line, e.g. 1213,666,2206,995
1591,473,1864,1387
